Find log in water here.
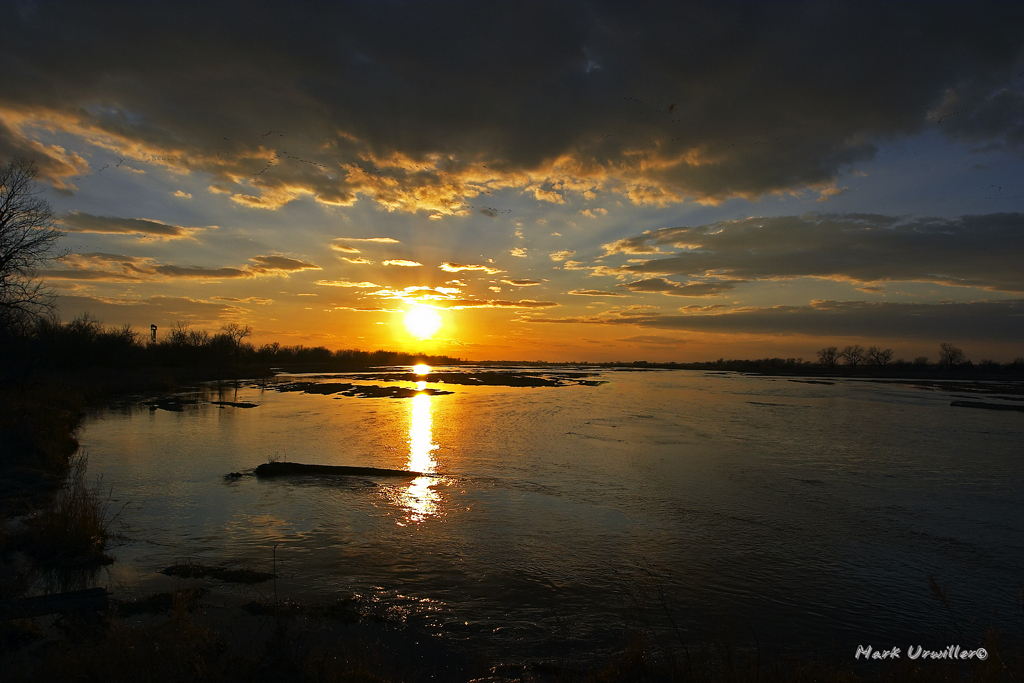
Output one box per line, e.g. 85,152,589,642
950,400,1024,412
253,461,423,478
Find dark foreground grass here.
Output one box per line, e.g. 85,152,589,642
2,591,488,683
2,518,1016,678
24,452,117,570
1,377,122,610
2,587,1021,683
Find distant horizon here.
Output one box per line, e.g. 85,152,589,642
34,310,1023,366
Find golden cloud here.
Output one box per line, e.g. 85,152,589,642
439,262,502,274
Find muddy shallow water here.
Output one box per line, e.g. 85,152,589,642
80,367,1024,662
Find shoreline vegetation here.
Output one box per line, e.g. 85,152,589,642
2,315,1023,680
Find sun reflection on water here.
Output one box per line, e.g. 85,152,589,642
399,392,440,524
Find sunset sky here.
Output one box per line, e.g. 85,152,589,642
3,1,1024,362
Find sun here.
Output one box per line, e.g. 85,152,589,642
403,306,443,339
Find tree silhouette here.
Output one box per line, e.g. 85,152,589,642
221,323,252,349
866,345,893,366
817,346,839,369
0,158,65,332
840,344,865,367
221,322,253,364
938,343,967,368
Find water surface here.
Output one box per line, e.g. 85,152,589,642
81,368,1024,661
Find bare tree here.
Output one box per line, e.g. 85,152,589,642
221,322,252,362
221,322,252,349
866,345,894,366
840,344,865,367
817,346,839,369
166,320,210,347
938,343,967,368
0,158,65,331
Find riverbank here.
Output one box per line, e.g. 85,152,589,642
3,586,1020,682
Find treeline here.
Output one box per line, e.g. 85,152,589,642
814,342,1024,372
595,344,1024,376
1,314,465,379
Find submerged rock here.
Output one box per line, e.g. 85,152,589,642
160,562,273,584
273,381,453,398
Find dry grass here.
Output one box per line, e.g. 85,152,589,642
26,451,117,571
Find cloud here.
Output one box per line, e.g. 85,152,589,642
210,296,273,304
40,268,142,281
579,208,608,218
39,253,145,282
174,190,192,199
621,277,740,297
43,252,319,281
549,250,576,262
329,305,398,312
382,259,423,267
568,289,623,296
330,240,361,253
601,213,1024,292
510,247,527,257
5,4,1022,209
336,237,399,243
153,265,253,279
438,299,559,310
526,299,1024,342
343,257,373,264
315,279,379,288
59,211,205,239
501,279,540,287
248,255,321,273
439,262,502,274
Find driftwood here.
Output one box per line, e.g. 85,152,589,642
2,587,109,619
950,400,1024,412
254,462,423,478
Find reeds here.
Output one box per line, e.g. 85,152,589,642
26,451,115,570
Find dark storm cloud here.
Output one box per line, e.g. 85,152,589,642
604,213,1024,291
2,2,1023,208
529,299,1024,342
60,211,204,239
